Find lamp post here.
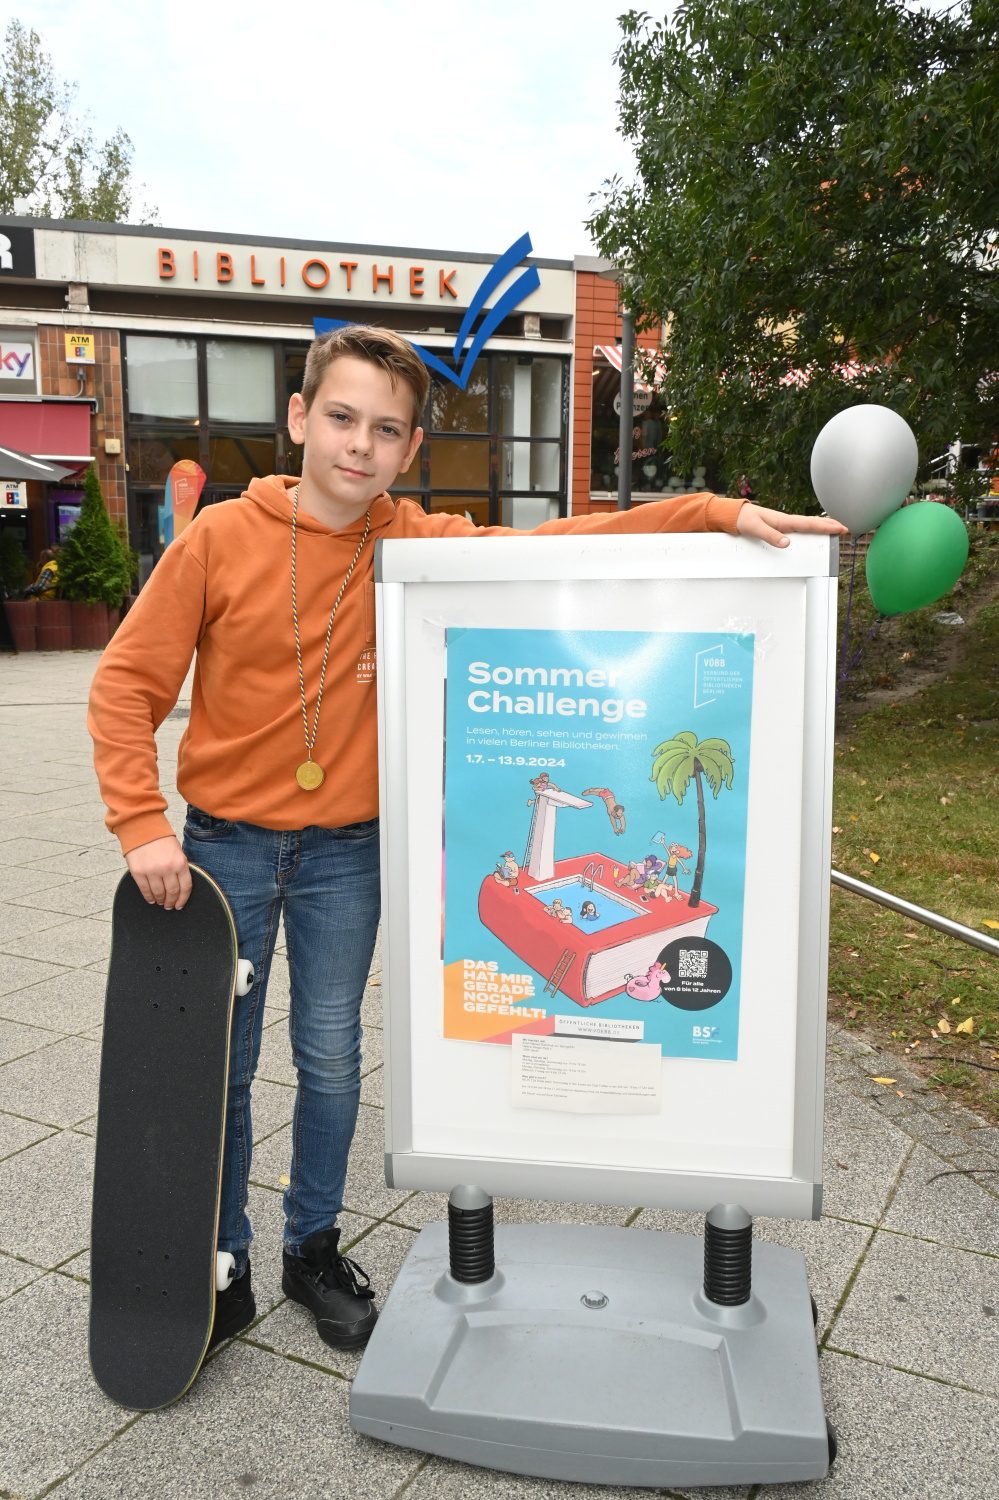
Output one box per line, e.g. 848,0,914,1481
598,262,634,511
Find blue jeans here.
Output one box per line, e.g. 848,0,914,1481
182,807,380,1274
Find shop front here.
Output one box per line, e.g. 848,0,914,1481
0,217,679,584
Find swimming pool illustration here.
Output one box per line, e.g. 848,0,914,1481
477,779,717,1008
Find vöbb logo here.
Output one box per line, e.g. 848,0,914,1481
314,232,542,391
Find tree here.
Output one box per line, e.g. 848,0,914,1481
649,732,734,908
587,1,999,508
0,20,155,222
59,466,134,609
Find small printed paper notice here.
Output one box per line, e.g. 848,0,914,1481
511,1034,662,1114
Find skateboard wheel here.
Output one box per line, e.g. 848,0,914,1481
235,959,255,997
216,1251,236,1292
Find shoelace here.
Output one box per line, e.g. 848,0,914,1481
314,1251,375,1300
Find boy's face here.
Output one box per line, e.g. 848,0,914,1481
288,356,423,511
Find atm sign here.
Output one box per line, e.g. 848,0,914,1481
65,333,95,364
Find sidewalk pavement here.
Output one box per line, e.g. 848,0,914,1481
1,650,998,1500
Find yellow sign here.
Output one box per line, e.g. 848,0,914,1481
65,332,95,365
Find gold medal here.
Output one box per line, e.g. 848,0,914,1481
295,760,325,791
290,486,371,791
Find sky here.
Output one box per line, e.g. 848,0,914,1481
11,0,637,261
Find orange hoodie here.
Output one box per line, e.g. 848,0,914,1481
88,477,744,853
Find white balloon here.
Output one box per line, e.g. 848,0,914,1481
810,405,918,535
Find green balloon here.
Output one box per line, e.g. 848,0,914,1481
865,502,969,616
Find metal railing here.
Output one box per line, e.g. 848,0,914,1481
831,869,999,958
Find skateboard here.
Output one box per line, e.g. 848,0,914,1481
89,865,254,1410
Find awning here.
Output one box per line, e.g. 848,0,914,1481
0,444,73,482
0,400,92,466
592,344,665,393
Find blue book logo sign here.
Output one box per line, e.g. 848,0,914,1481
313,232,541,391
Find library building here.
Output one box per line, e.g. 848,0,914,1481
0,215,674,586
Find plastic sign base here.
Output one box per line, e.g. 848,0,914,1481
350,1222,829,1488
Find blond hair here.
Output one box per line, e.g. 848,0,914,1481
301,325,430,426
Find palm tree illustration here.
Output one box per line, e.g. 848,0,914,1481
650,732,735,909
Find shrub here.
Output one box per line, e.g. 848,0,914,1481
59,466,134,608
0,532,30,595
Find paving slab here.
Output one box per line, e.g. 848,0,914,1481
758,1349,999,1498
55,1340,422,1500
8,869,121,917
0,864,72,900
256,1014,297,1088
831,1229,999,1395
401,1453,692,1500
821,1086,913,1225
360,1064,384,1106
0,1109,56,1162
0,1016,62,1064
361,981,384,1029
881,1142,999,1256
0,901,75,945
751,1214,872,1337
0,1273,129,1498
249,1076,296,1145
0,1129,94,1267
0,836,79,867
23,844,125,878
0,950,65,996
0,1250,47,1302
0,966,107,1033
0,1032,100,1127
3,913,112,967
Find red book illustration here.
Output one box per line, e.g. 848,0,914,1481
477,781,716,1008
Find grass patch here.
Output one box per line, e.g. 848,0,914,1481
829,536,999,1121
836,528,999,700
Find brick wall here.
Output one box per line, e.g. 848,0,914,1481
37,325,127,525
571,273,662,515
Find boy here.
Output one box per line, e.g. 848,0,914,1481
89,325,843,1355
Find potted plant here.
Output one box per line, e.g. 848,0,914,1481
60,467,135,649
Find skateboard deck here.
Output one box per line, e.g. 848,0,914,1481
90,866,239,1410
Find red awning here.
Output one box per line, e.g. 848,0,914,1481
592,344,664,393
0,401,92,466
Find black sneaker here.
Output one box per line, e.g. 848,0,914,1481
282,1227,377,1349
207,1261,256,1350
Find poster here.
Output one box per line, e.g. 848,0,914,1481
442,628,754,1061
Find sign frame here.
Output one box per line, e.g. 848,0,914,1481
375,534,838,1219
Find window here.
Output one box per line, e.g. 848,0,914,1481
125,333,309,560
498,355,562,437
207,340,276,423
590,364,673,497
390,351,568,526
126,336,198,421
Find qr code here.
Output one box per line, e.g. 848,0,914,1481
678,949,709,980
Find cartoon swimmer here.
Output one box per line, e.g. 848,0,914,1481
579,899,599,921
583,787,626,835
654,843,692,901
543,897,574,924
527,771,562,804
493,851,520,893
